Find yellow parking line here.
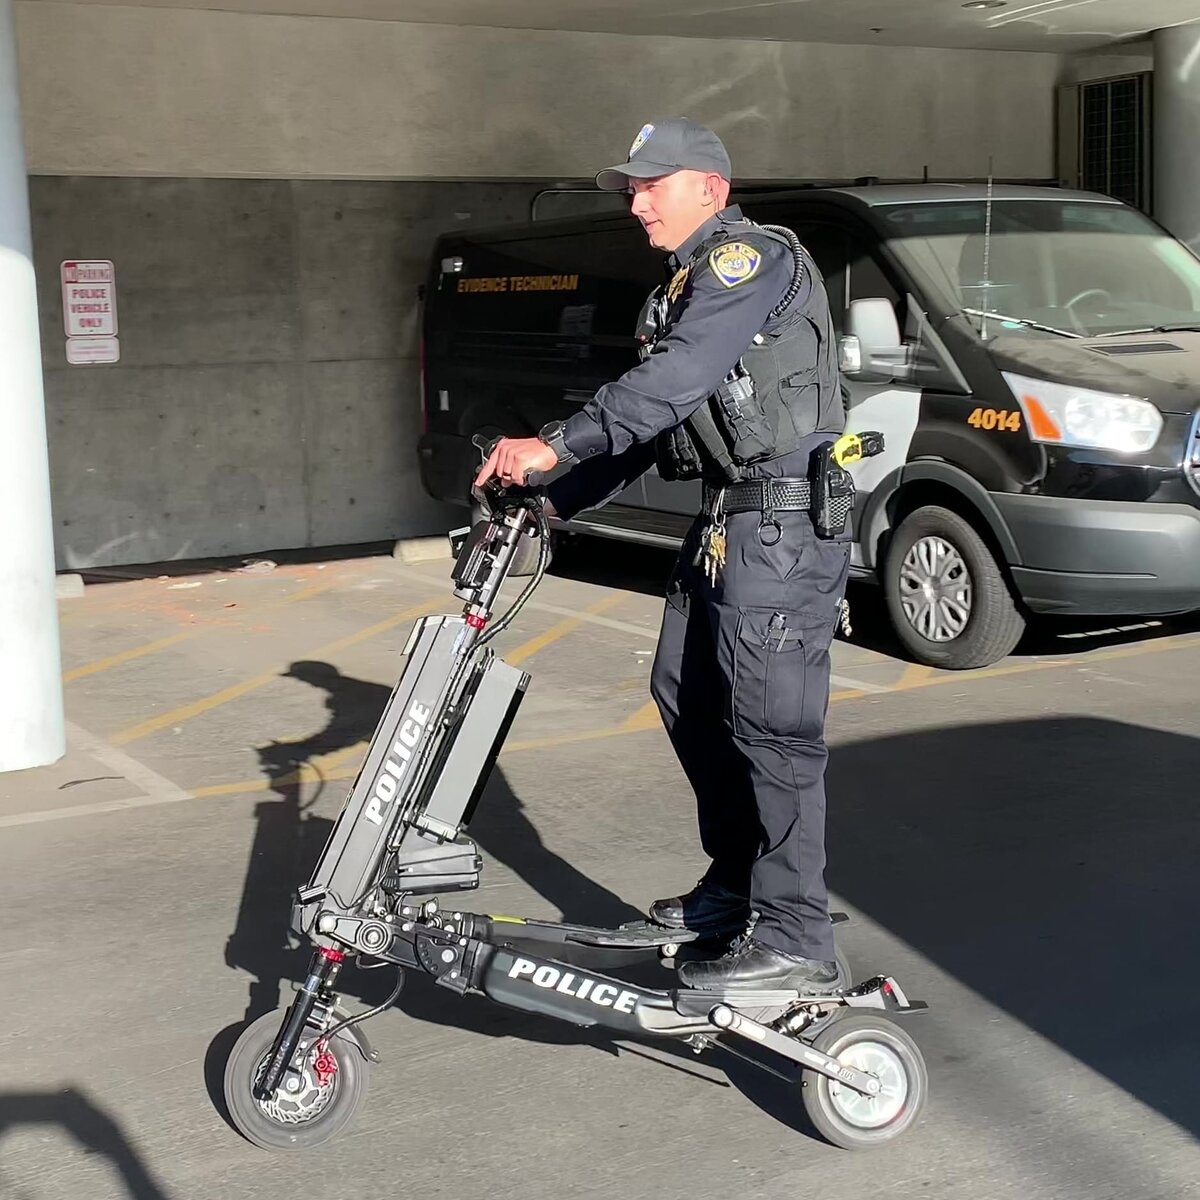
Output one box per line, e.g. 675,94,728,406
136,624,1200,800
190,776,278,799
503,593,628,666
866,627,1200,699
184,593,631,793
203,594,633,781
192,741,366,798
620,700,661,733
64,630,199,683
894,662,935,689
62,578,340,684
112,597,443,746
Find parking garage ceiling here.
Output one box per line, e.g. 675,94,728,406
23,0,1200,51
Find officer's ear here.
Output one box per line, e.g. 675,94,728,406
702,172,727,207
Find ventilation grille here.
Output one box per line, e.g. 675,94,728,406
1092,342,1184,356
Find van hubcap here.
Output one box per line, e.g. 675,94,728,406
899,536,972,642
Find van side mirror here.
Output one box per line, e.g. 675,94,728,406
839,298,912,383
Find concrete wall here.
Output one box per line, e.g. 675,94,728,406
1059,41,1154,85
16,4,1061,182
32,177,540,568
16,3,1066,568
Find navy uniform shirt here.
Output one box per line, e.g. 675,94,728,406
547,204,809,522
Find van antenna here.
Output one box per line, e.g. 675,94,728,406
980,155,994,340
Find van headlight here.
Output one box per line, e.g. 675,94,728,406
1001,372,1163,453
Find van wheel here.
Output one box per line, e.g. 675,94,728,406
884,505,1024,670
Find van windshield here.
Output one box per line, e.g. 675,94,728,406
876,198,1200,339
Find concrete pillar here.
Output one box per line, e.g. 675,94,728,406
1154,24,1200,252
0,0,64,771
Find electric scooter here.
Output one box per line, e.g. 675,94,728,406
221,444,930,1153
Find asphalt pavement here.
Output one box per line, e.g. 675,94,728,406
2,537,1199,1200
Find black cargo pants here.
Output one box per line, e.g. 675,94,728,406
650,503,850,962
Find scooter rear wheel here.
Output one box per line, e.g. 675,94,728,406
224,1010,370,1151
800,1012,927,1150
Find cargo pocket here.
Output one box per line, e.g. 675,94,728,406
731,607,830,741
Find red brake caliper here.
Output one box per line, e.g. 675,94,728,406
312,1049,339,1086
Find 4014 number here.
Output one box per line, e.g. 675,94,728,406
967,407,1022,432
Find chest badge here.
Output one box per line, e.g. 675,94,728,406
666,265,691,303
709,242,762,289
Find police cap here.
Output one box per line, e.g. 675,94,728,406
595,118,732,191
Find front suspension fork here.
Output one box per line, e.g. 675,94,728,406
253,947,345,1101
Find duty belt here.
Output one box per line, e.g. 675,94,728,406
703,477,813,516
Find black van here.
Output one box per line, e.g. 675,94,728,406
418,184,1200,669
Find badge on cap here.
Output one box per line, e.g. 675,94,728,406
629,124,654,157
709,242,762,289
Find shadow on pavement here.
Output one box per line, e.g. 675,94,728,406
211,659,660,1133
212,651,1200,1156
74,539,397,587
822,715,1200,1139
0,1089,172,1200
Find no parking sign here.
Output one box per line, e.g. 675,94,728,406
61,260,120,364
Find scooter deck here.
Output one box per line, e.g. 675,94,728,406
673,975,927,1015
485,916,700,948
483,911,850,950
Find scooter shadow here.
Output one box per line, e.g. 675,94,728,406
210,660,793,1132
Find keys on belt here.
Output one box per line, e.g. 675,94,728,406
696,479,809,583
694,488,727,584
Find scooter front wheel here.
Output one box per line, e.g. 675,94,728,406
224,1010,371,1151
799,1012,927,1150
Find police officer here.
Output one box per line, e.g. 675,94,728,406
475,118,850,992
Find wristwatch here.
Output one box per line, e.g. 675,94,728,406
538,420,577,464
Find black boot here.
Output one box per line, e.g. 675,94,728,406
648,880,751,936
677,935,840,992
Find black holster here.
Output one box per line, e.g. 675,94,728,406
809,444,855,539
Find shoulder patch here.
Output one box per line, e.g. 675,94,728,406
708,242,762,289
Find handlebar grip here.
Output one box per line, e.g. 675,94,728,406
524,470,547,488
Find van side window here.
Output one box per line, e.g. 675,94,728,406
787,223,904,337
791,224,848,332
846,233,903,324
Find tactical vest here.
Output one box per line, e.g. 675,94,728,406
639,221,846,484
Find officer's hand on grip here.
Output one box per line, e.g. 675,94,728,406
474,436,558,490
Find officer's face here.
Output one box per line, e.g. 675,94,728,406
629,171,715,252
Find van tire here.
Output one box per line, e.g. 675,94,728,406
884,505,1025,670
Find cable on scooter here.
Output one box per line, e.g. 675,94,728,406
315,964,405,1054
475,497,552,649
345,490,551,918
